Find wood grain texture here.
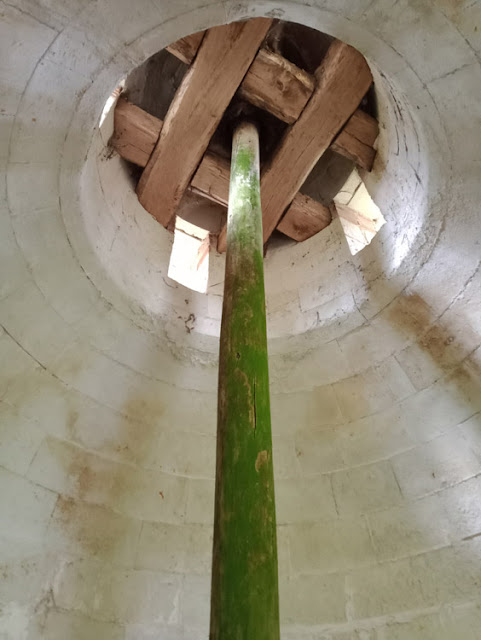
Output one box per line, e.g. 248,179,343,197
137,18,272,227
192,153,333,245
110,97,162,167
277,193,332,241
342,108,379,146
166,31,205,64
190,152,230,206
218,39,373,251
239,48,315,124
332,109,378,170
110,102,377,175
331,133,376,170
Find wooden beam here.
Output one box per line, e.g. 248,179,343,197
110,97,162,167
193,155,333,246
218,40,372,252
110,100,377,174
166,31,205,64
137,18,272,227
111,93,377,182
108,100,375,247
192,154,333,245
332,109,378,170
190,152,230,206
332,132,376,171
342,108,379,147
190,153,334,244
277,193,332,241
238,49,314,124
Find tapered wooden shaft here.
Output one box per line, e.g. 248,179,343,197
210,122,280,640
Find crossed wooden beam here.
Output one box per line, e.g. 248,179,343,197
110,19,378,252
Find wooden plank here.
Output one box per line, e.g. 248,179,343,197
332,132,375,170
192,153,333,244
166,31,205,64
331,109,378,170
190,152,230,206
218,40,373,252
108,102,375,243
110,97,162,167
110,102,377,174
343,109,379,146
110,88,377,179
238,49,315,124
277,193,332,241
137,18,272,227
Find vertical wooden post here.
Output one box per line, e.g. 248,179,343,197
210,122,280,640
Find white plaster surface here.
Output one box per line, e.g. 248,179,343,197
0,0,481,638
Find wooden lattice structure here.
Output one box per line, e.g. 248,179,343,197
110,19,378,251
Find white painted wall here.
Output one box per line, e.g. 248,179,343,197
1,0,481,638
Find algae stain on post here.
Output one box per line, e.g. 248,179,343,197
210,122,280,640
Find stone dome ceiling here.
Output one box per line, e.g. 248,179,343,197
1,1,481,638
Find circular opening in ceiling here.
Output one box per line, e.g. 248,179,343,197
63,12,435,343
97,19,385,294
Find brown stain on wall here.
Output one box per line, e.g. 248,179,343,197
31,376,185,631
382,290,481,425
384,293,434,337
435,0,469,23
41,356,182,589
389,293,479,377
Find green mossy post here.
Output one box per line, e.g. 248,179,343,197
210,122,280,640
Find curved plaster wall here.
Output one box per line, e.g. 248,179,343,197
1,0,481,638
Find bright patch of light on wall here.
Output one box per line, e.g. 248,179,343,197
168,217,210,293
99,81,125,128
334,168,386,255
